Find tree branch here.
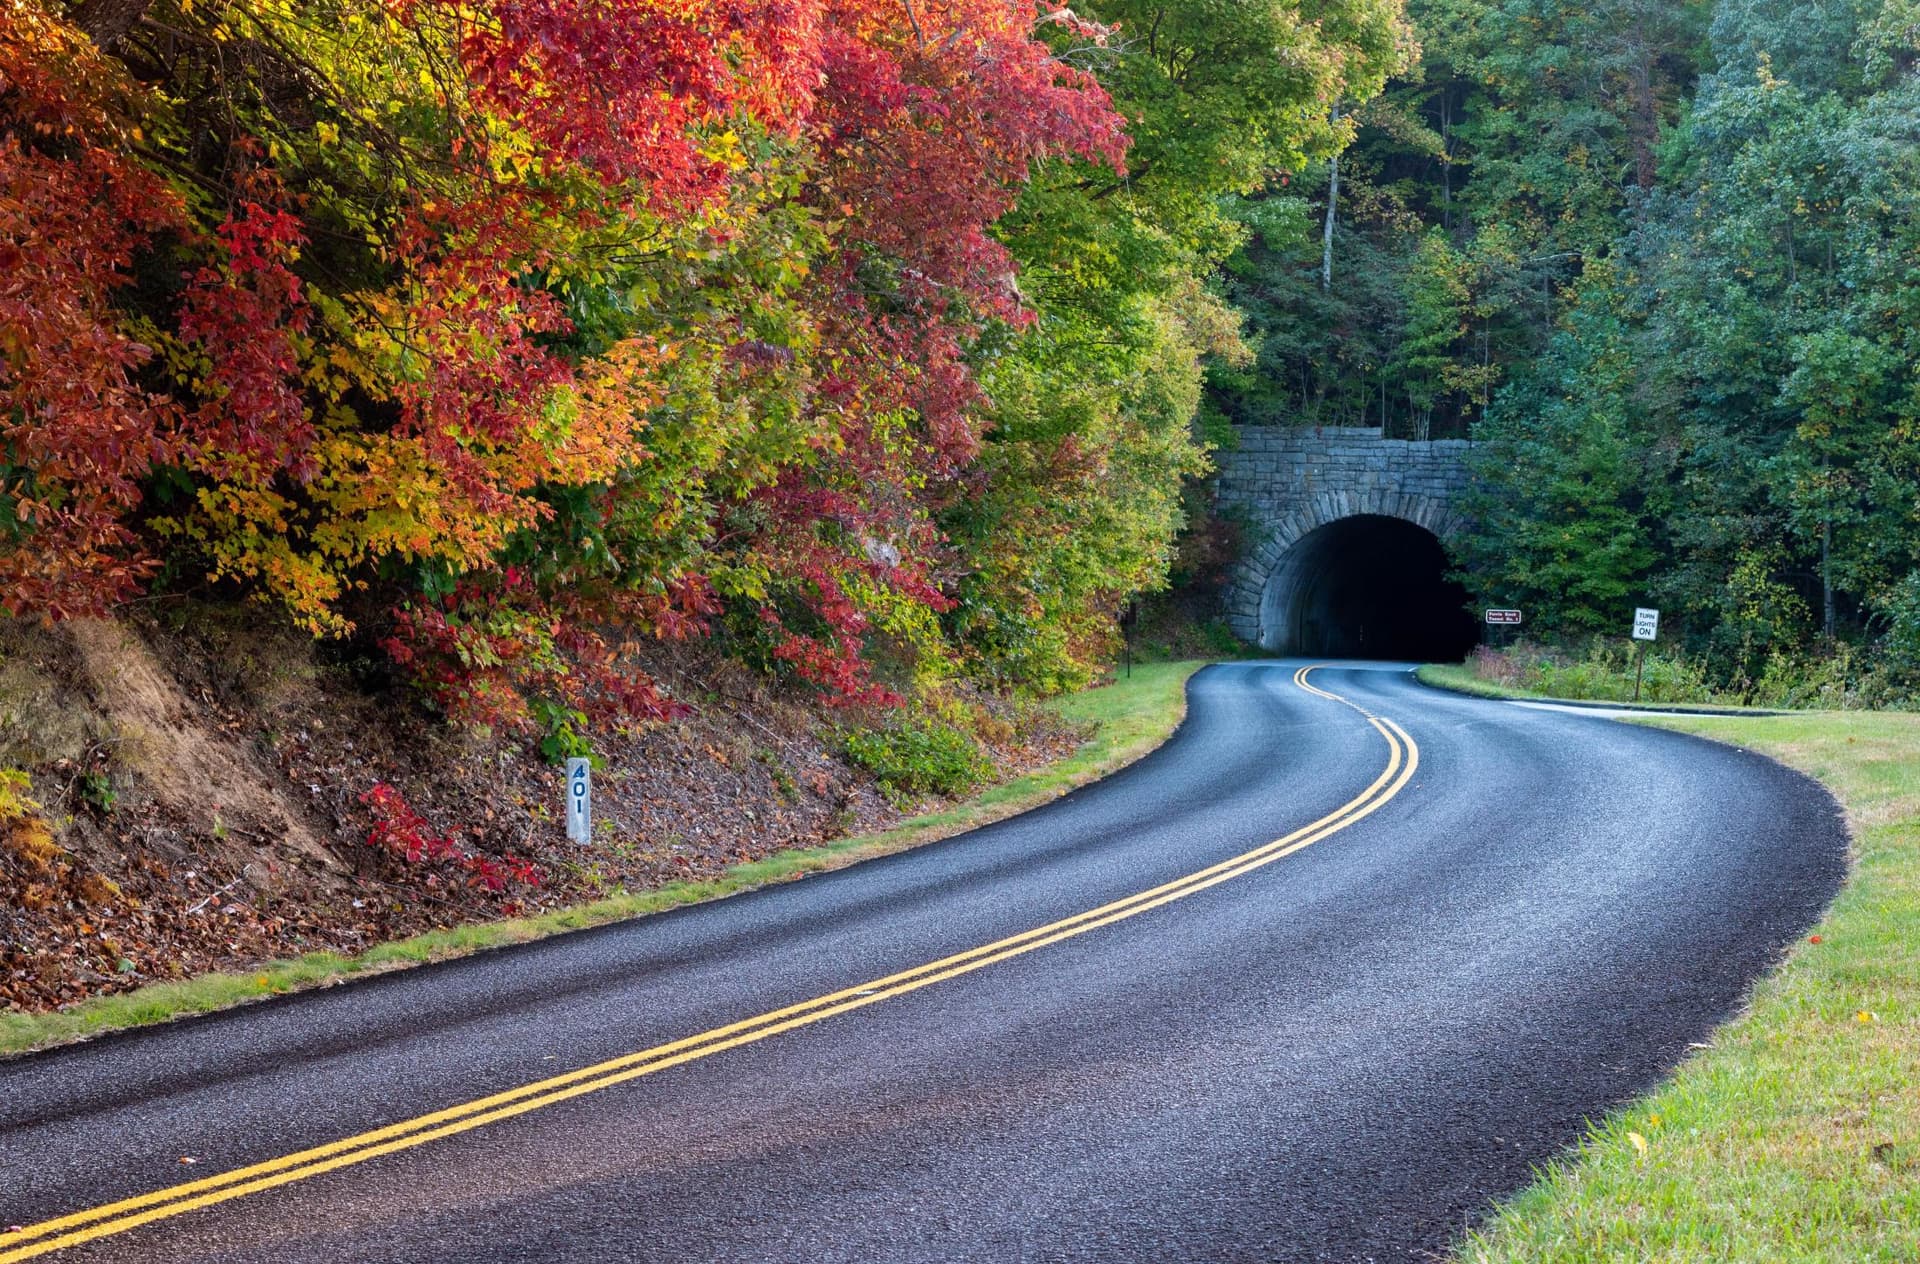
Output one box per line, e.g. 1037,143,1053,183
67,0,157,48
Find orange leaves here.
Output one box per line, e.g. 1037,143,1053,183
0,3,186,618
0,0,1129,721
540,337,674,486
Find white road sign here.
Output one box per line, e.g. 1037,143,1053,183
1484,608,1523,625
1631,608,1660,641
566,757,592,843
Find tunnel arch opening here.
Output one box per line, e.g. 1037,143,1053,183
1257,514,1478,660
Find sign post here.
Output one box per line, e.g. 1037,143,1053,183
1630,607,1659,702
565,756,592,844
1484,608,1522,648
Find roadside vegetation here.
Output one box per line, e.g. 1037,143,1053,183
1196,0,1920,701
1422,642,1912,711
2,0,1417,1023
0,661,1206,1057
1459,709,1920,1263
12,21,1920,1264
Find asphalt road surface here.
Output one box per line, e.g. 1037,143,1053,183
0,663,1849,1263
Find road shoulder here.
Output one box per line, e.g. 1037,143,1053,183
1457,708,1920,1263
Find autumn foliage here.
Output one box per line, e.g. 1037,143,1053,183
361,782,540,892
1,0,1411,727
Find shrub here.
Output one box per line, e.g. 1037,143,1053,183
1466,639,1715,704
1463,637,1920,710
844,719,993,805
0,768,60,875
361,783,541,893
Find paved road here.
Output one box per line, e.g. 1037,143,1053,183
0,663,1848,1263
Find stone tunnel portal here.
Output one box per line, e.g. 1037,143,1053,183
1259,514,1478,660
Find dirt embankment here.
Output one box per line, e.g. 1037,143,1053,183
0,607,1075,1013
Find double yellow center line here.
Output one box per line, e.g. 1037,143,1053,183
1,666,1416,1262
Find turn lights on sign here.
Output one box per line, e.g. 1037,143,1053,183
1632,608,1660,641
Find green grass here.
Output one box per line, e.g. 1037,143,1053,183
0,660,1210,1058
1417,661,1556,701
1459,709,1920,1263
1416,662,1776,713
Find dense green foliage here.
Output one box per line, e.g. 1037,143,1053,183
1461,0,1920,687
1209,0,1709,438
843,717,995,805
1206,0,1920,695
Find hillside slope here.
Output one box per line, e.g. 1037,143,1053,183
0,607,1076,1014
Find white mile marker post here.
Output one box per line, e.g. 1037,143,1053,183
565,756,592,844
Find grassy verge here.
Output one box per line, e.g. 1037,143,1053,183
0,660,1209,1058
1416,662,1776,713
1460,710,1920,1262
1417,661,1555,701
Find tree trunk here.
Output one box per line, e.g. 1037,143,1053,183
1321,104,1341,292
1627,35,1659,189
1822,453,1836,640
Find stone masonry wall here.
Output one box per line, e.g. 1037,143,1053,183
1215,426,1472,647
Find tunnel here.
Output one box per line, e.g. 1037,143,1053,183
1257,514,1478,660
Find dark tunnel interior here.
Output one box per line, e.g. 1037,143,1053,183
1264,515,1479,661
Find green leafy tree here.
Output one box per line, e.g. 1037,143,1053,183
948,0,1418,689
1457,268,1663,632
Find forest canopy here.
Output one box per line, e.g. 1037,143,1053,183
11,0,1913,718
0,0,1411,727
1209,0,1920,696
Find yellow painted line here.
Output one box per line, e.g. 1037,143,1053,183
1292,662,1371,710
0,666,1415,1262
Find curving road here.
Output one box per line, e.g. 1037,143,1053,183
0,663,1848,1263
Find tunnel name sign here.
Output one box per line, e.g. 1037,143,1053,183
1632,608,1660,642
566,757,592,844
1484,609,1523,625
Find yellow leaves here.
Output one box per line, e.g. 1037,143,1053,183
534,337,680,486
701,128,751,173
1620,1110,1667,1168
0,769,38,823
1856,1009,1881,1024
75,872,121,906
315,121,340,147
0,772,63,878
300,432,543,594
